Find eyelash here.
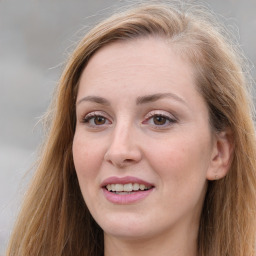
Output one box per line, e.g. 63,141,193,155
81,111,177,129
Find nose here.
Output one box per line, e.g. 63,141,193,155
104,123,142,168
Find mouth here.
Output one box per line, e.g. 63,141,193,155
105,183,153,194
101,176,154,204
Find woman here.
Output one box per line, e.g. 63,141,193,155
7,1,256,256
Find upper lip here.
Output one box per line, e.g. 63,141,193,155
101,176,154,188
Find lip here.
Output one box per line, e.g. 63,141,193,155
101,176,154,204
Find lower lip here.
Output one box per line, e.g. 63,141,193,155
102,188,153,204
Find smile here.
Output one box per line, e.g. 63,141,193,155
102,176,154,204
106,183,153,193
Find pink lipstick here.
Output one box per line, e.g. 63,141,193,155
101,176,154,204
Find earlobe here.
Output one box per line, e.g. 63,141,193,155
207,128,234,181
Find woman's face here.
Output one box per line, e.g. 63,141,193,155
73,37,218,241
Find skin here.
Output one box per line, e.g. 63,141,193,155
73,37,231,256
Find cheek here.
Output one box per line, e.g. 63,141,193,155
72,132,103,186
146,134,211,188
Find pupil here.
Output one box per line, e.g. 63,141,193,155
154,116,166,125
95,116,105,125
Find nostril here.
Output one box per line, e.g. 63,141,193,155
120,159,136,166
124,159,133,163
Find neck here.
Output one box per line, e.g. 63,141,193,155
104,223,199,256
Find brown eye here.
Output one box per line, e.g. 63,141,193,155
83,114,110,126
142,112,176,128
93,116,106,125
153,115,167,125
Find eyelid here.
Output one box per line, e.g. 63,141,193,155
82,110,110,118
144,110,176,120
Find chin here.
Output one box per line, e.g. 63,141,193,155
104,227,153,241
99,213,154,240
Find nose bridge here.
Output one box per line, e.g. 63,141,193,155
110,119,136,155
113,120,131,146
104,117,142,167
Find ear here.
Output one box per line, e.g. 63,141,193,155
207,128,234,181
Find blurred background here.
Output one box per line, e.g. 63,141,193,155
0,0,255,254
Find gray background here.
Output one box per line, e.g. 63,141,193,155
1,0,255,254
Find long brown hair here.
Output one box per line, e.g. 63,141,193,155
7,1,256,255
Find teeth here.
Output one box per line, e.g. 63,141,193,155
139,184,145,190
115,184,123,192
133,183,140,191
105,183,152,192
124,183,133,192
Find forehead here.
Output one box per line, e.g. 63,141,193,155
86,37,178,70
79,37,196,96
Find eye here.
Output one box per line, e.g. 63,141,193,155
151,115,169,125
143,111,177,128
82,112,111,127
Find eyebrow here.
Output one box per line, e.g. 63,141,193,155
76,93,187,107
76,96,110,106
136,93,186,106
